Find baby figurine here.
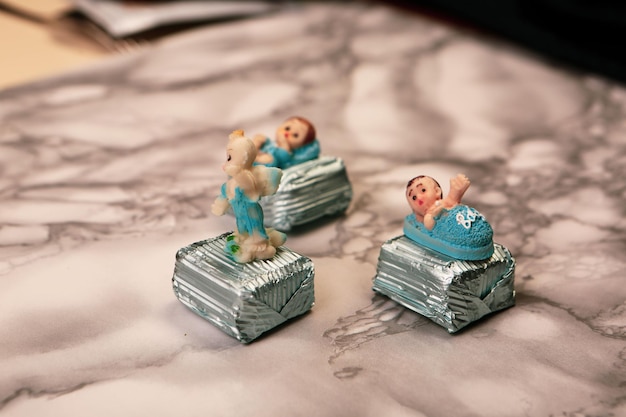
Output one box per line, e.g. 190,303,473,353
253,116,320,169
404,174,494,260
372,174,515,333
211,130,286,263
406,174,470,230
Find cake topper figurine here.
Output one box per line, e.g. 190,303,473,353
372,173,515,333
404,173,494,261
211,129,286,262
253,116,320,169
171,129,315,343
240,116,352,231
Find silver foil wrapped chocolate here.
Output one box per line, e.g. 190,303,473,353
372,235,515,333
172,233,315,343
260,156,352,231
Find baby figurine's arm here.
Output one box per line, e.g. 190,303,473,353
422,174,469,230
211,182,230,216
252,134,277,165
424,201,444,230
423,212,436,230
211,196,230,216
255,152,274,165
252,134,267,150
441,174,470,209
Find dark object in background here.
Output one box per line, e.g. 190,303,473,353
391,0,626,83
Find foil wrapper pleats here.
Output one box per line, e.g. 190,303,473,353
373,235,515,333
172,233,315,343
260,156,352,231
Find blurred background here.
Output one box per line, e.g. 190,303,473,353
2,0,626,89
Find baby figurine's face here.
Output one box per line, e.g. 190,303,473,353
224,133,255,177
275,118,309,151
406,176,442,216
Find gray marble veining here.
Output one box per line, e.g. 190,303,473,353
1,2,625,416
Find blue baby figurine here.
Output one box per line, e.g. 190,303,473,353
252,116,320,169
403,174,494,260
211,130,286,263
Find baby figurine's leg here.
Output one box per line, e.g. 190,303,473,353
237,231,276,261
267,228,287,247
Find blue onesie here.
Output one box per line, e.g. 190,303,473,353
256,138,320,169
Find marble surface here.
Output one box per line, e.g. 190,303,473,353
1,2,625,416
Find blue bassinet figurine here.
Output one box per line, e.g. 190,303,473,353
253,116,320,169
403,174,494,260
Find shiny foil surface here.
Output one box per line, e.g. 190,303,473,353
260,156,352,231
372,235,515,333
172,233,315,343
